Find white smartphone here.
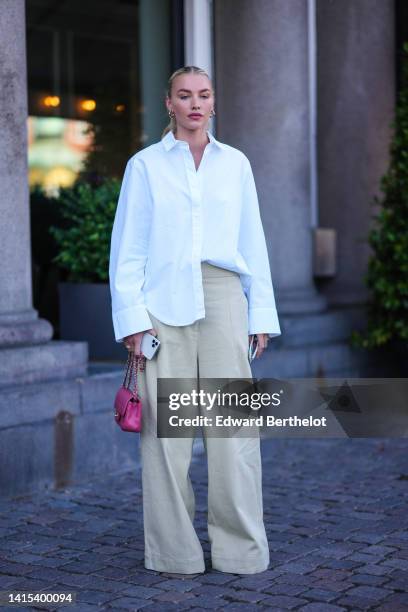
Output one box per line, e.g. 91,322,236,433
141,332,161,359
248,335,258,363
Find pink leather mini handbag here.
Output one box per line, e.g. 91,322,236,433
114,351,145,432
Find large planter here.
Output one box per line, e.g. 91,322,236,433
391,338,408,377
58,282,125,361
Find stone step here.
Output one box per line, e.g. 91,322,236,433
0,340,88,387
275,306,367,348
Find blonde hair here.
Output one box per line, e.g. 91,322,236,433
161,66,214,139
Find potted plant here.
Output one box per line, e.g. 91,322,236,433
49,178,124,360
350,42,408,372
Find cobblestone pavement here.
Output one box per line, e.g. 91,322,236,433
0,438,408,611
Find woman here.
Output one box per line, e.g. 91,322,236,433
109,66,281,575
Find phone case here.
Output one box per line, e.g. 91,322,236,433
141,332,161,359
248,335,258,363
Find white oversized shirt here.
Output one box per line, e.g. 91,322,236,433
109,129,281,343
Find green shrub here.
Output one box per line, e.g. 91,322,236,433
351,42,408,349
49,179,120,283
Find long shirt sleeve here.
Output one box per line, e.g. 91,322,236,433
109,157,153,342
238,157,281,338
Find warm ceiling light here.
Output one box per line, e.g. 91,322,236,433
43,95,60,107
80,99,96,111
115,104,125,112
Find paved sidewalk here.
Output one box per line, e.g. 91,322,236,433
0,438,407,611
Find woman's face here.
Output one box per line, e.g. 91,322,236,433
166,73,214,133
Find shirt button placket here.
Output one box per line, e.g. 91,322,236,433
184,146,205,318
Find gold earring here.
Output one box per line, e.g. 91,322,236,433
210,109,216,117
168,110,175,118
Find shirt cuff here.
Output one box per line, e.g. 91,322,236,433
248,307,281,338
113,305,153,343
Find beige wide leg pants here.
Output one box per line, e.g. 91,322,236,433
137,262,270,574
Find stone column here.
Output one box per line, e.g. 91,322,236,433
214,0,327,316
317,0,395,306
0,0,52,346
0,0,87,385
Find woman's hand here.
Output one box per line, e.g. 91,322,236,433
124,329,158,356
248,333,269,359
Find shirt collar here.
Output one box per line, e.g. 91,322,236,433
161,129,226,152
